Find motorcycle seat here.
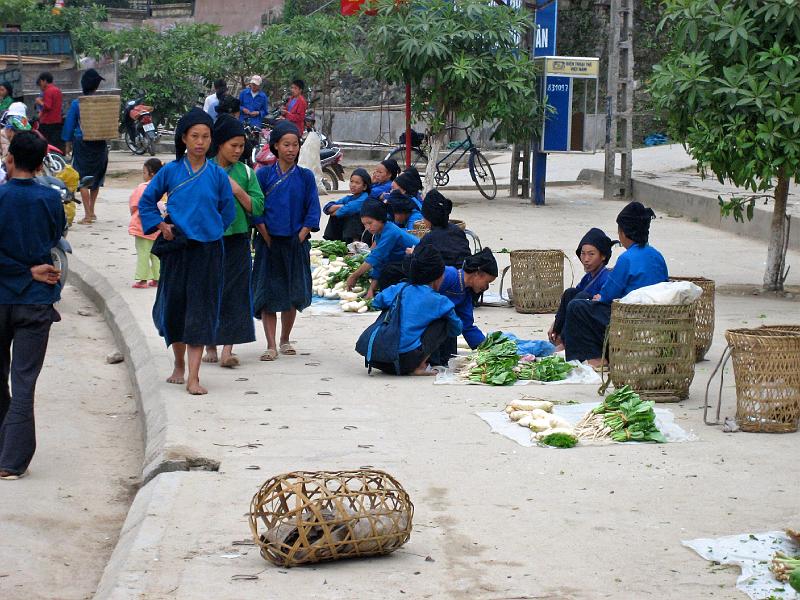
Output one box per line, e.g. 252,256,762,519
320,148,337,160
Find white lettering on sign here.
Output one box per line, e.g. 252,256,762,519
535,24,549,49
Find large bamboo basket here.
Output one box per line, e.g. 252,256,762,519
249,470,413,567
606,301,696,402
670,276,715,361
725,328,800,433
760,324,800,334
78,95,120,141
509,249,568,314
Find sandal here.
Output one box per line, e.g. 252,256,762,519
260,349,278,361
132,281,148,289
148,280,159,288
78,218,93,225
279,343,296,355
0,470,27,480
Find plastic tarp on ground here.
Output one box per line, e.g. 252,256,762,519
305,297,373,316
683,531,799,600
476,402,695,447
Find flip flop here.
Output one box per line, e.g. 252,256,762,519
279,343,296,355
0,470,27,480
260,349,278,361
132,281,148,289
148,280,159,288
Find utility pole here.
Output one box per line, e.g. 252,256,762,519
601,0,634,200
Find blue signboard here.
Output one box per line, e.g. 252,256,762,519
533,0,557,57
542,75,571,152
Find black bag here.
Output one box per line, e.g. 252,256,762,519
399,129,425,148
355,284,408,374
150,217,188,258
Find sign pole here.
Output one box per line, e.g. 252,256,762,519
405,82,412,168
530,0,558,205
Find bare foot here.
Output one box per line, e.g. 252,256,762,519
411,366,436,376
220,355,239,368
186,379,208,395
202,346,218,363
587,358,608,369
554,343,565,352
166,367,185,385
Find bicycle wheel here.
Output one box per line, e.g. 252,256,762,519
386,146,428,172
468,150,497,200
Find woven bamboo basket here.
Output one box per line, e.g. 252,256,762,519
449,218,467,231
509,249,568,314
760,324,800,334
669,276,715,361
78,95,120,141
725,328,800,433
249,470,414,567
606,301,696,402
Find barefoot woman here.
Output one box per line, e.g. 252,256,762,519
138,108,236,394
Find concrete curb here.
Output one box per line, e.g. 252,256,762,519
577,168,799,250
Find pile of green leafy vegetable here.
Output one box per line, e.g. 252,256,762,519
468,332,521,385
771,551,800,592
592,386,666,443
311,240,349,258
540,432,578,448
517,356,575,382
327,254,371,290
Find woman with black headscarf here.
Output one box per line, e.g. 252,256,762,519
386,189,423,232
322,167,372,242
414,189,471,267
548,227,615,350
62,68,110,223
364,245,463,376
137,108,236,394
370,158,400,200
392,166,423,210
251,120,321,361
563,202,669,366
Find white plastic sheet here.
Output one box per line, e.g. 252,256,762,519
683,531,799,600
476,402,695,447
435,359,601,386
305,297,373,317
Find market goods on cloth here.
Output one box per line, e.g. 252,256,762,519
706,328,800,433
669,276,715,361
77,95,120,141
476,402,694,447
683,531,799,600
436,358,600,386
619,280,702,305
503,249,572,314
604,301,696,402
249,470,413,567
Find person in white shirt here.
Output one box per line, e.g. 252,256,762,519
202,79,227,121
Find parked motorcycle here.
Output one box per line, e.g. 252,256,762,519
35,172,94,285
122,98,158,156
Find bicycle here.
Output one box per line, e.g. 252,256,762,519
385,126,497,200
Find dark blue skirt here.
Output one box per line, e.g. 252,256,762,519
152,239,224,346
215,234,256,345
71,139,108,189
563,298,612,362
252,235,312,316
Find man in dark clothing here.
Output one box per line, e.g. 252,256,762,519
0,131,65,480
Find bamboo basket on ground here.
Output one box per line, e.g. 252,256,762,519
508,249,569,313
605,301,696,402
723,328,800,433
760,324,800,334
412,220,429,239
78,95,120,141
249,470,414,567
669,276,715,361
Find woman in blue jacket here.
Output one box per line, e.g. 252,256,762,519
370,158,400,200
322,168,371,242
386,190,423,232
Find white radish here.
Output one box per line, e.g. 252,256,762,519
517,415,533,428
528,418,552,432
509,399,553,412
357,306,368,313
509,410,531,422
549,416,572,430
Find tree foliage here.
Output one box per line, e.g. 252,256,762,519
649,0,800,290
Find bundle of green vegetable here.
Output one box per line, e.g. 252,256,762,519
311,240,349,258
467,332,521,385
327,254,371,290
589,386,666,443
771,551,800,592
517,356,575,382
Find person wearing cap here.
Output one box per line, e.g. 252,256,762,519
392,166,424,210
0,81,13,114
386,189,423,232
345,198,419,298
370,158,400,201
413,189,470,267
281,79,308,133
366,245,462,376
203,78,228,122
548,228,615,351
563,202,669,366
238,75,269,128
430,247,499,365
1,104,31,165
251,120,320,361
201,115,265,368
62,68,109,224
322,167,372,243
138,108,237,395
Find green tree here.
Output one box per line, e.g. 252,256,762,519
650,0,800,291
360,0,544,190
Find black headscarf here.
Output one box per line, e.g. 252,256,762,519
409,245,445,285
351,167,372,194
387,190,417,215
174,107,214,161
616,201,656,246
360,198,388,222
269,120,301,156
80,68,104,95
394,167,422,196
212,114,245,150
463,247,498,277
380,158,401,180
422,189,452,228
576,228,616,265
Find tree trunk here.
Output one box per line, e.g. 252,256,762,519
423,131,445,196
763,172,789,291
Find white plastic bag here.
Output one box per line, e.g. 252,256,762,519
298,131,325,194
619,281,702,305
